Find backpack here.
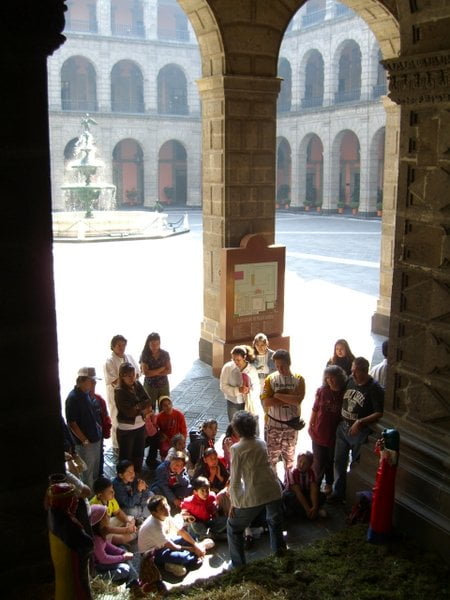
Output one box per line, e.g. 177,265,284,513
346,491,372,526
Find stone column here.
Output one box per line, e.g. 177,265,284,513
349,49,450,554
0,0,66,587
372,96,400,336
197,75,280,364
97,0,112,36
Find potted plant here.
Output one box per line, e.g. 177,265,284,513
337,201,345,214
350,200,360,215
303,198,314,211
126,187,139,205
276,184,290,209
163,186,174,204
377,189,383,216
315,200,322,213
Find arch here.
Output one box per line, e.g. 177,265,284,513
157,64,188,115
276,137,292,207
61,55,97,111
158,140,187,205
112,139,144,206
332,130,360,210
111,0,145,38
334,40,362,103
301,50,324,108
63,138,79,163
277,58,292,113
111,60,144,113
65,0,98,33
158,0,190,41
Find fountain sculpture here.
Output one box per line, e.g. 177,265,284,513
53,115,189,240
61,115,116,217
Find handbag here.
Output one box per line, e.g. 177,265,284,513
267,414,305,431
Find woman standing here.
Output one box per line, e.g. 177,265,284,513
326,338,355,376
140,332,172,410
308,365,347,494
219,345,261,426
227,411,285,567
115,363,153,474
252,332,276,390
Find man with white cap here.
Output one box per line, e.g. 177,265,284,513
65,367,103,490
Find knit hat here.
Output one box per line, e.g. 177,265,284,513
90,504,107,526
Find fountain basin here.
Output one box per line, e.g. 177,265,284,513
52,210,189,242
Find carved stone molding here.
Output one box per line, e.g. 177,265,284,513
382,50,450,107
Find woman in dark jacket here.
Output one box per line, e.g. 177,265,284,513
115,362,153,474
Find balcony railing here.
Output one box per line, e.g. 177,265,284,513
301,9,326,28
334,89,360,103
111,101,145,113
158,27,190,42
372,83,387,98
61,99,98,111
111,22,145,38
65,18,98,33
335,4,353,18
301,96,324,108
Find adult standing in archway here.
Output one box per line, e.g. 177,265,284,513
104,334,140,452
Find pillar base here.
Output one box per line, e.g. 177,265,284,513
371,310,390,336
346,430,450,564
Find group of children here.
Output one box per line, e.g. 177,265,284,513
65,334,383,586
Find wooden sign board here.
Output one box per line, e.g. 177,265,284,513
212,233,289,376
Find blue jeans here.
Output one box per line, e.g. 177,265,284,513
188,515,228,539
153,537,199,568
76,440,101,490
333,421,370,498
227,400,245,422
227,499,285,567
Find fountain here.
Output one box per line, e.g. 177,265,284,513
53,115,189,240
61,114,116,217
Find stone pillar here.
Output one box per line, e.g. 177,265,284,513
97,0,112,36
349,49,450,556
197,75,280,364
0,0,66,587
372,96,400,336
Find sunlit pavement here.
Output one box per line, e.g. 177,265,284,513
53,209,382,585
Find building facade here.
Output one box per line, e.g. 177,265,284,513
48,0,202,209
48,0,386,217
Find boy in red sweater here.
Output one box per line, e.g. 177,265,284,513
181,477,227,540
156,396,188,458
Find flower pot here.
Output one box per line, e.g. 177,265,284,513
284,203,290,209
338,207,344,214
377,210,382,217
316,206,322,212
304,205,310,211
352,208,358,215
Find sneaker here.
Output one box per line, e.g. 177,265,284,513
198,537,215,551
164,563,187,577
318,507,328,518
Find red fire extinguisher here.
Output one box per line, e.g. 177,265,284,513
367,428,400,543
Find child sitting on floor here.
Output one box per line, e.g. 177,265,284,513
187,419,218,467
112,460,153,522
166,433,194,476
156,396,188,459
138,495,214,579
181,476,227,540
282,451,327,520
90,476,137,544
193,447,229,493
150,451,192,511
90,504,135,584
